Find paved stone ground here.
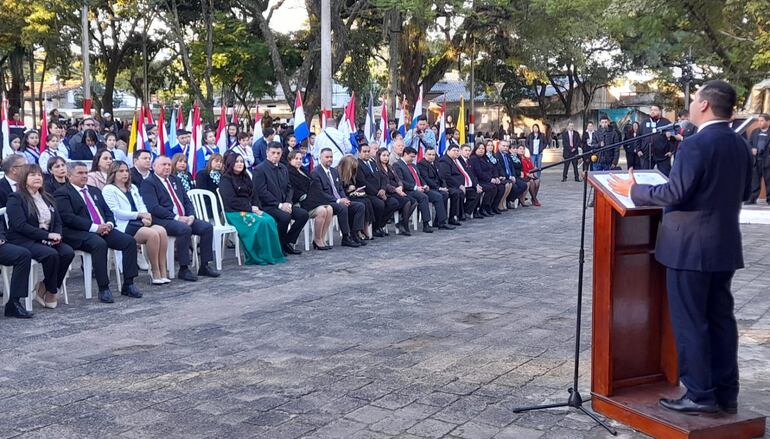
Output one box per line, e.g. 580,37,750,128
1,164,768,439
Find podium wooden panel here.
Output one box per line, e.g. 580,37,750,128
587,172,766,439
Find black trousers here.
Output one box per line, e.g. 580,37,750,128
68,229,138,289
624,146,636,170
509,179,528,202
157,218,214,267
749,156,770,203
462,188,479,218
562,158,579,180
666,268,739,406
0,242,31,298
446,188,462,220
265,206,309,247
478,184,498,210
330,201,365,235
27,242,75,294
367,195,399,230
426,190,448,225
407,190,431,224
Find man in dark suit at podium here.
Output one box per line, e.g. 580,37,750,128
609,80,752,415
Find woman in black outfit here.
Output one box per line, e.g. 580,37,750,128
286,150,333,249
45,156,68,194
376,147,414,235
469,142,502,216
195,153,224,219
6,164,75,310
337,155,374,240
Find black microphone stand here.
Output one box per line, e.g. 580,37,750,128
511,126,676,435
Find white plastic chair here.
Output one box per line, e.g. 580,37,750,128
188,189,241,270
70,249,122,299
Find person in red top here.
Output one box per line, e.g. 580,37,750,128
9,112,25,128
516,144,541,207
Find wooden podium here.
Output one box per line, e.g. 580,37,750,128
587,171,766,439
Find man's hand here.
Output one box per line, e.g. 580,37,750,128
608,169,637,197
47,233,62,244
395,187,406,197
179,216,195,226
752,148,758,156
339,198,351,206
459,186,466,193
252,206,263,216
280,202,292,213
439,187,448,192
637,151,644,157
476,185,482,194
96,224,111,235
377,189,386,198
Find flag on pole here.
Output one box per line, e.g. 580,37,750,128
410,86,423,129
167,109,178,156
187,103,202,175
457,97,466,145
378,99,388,145
176,104,185,129
293,91,309,144
340,93,358,154
145,105,155,125
231,104,239,126
215,102,228,151
137,106,148,151
253,105,263,143
185,108,193,132
127,112,138,155
1,94,12,160
363,93,375,143
397,96,407,139
39,116,48,153
158,107,168,157
438,95,447,155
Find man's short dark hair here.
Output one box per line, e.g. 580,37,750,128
263,127,275,137
677,110,690,118
446,128,455,136
2,154,25,173
698,80,737,119
417,115,428,122
600,114,610,121
267,141,283,150
133,149,151,160
446,144,460,151
587,121,594,125
424,147,436,154
758,113,770,122
404,146,418,155
237,132,250,141
320,147,332,155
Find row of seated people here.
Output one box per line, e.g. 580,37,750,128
0,138,541,319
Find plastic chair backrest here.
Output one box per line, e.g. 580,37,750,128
187,189,226,227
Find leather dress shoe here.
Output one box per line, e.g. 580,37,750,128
397,224,412,236
372,228,386,238
340,236,360,248
422,223,434,233
718,401,738,414
4,299,32,318
178,268,198,282
284,244,302,255
353,235,367,246
120,284,143,298
198,264,221,277
98,289,115,303
448,219,462,226
438,223,455,230
659,396,719,414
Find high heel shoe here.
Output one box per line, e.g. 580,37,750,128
312,241,331,251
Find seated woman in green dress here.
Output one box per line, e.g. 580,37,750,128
218,153,286,265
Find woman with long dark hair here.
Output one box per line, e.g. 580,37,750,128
526,123,545,176
337,155,374,240
625,121,641,170
45,156,68,194
171,153,195,192
286,150,333,250
6,164,75,309
218,153,285,265
516,144,541,207
376,147,414,235
87,148,113,189
20,130,42,165
469,142,501,216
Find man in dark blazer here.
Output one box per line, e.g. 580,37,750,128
747,113,770,204
609,80,752,415
638,105,674,174
417,148,456,229
0,155,25,208
252,127,275,167
581,122,597,172
561,122,581,181
356,143,399,237
312,148,365,247
459,144,484,219
393,147,439,233
69,131,101,161
438,144,475,222
140,156,220,281
131,149,154,188
495,140,528,208
252,142,309,254
55,162,142,303
0,218,33,318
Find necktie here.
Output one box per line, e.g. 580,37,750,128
81,188,102,224
455,159,471,186
569,132,574,148
367,160,374,173
165,178,185,216
503,155,511,176
407,163,422,186
327,169,340,199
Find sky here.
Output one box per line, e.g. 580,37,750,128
268,0,309,34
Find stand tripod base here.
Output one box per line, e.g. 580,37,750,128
513,388,618,436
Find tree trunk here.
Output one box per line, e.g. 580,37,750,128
28,50,36,128
101,58,120,114
38,52,49,120
387,9,400,115
8,45,25,113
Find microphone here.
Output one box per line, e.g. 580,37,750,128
591,154,598,162
654,122,681,132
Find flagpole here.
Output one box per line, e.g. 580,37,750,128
81,1,92,116
320,0,332,123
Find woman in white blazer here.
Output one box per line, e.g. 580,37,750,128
102,160,170,284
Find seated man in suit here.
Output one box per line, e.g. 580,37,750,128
0,154,26,207
0,211,33,318
253,142,309,255
393,147,442,233
311,148,366,247
55,162,142,302
417,148,457,228
131,149,153,187
496,140,528,208
140,156,220,281
438,144,475,222
356,142,399,237
459,144,484,219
